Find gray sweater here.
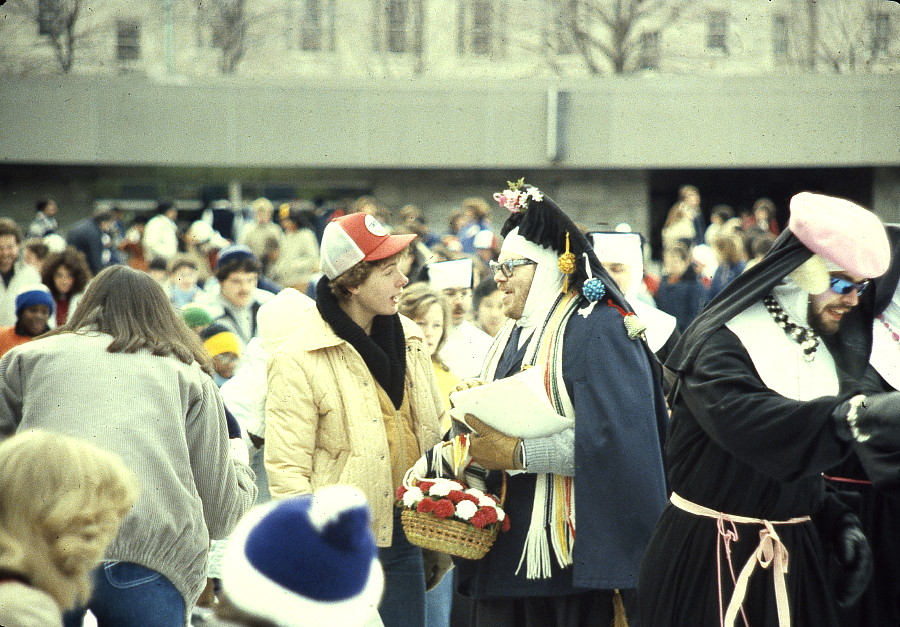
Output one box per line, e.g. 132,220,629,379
0,332,257,608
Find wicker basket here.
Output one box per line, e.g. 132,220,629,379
400,474,507,560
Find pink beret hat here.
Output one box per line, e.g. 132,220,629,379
789,192,890,279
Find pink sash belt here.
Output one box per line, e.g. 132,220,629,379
670,492,811,627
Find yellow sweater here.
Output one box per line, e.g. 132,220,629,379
432,360,461,433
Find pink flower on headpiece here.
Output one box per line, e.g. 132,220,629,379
493,183,543,214
493,191,522,213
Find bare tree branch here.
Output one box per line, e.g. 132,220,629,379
197,0,285,74
545,0,700,75
11,0,85,73
787,1,897,74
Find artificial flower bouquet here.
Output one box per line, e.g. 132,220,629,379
493,178,543,214
396,476,509,560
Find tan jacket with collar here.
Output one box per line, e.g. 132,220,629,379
265,306,443,546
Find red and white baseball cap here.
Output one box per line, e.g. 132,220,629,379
320,213,415,279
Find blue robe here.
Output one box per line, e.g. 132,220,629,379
455,298,668,598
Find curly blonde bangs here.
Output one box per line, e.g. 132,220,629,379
0,430,139,610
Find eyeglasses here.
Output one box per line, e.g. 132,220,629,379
489,258,537,278
829,277,869,296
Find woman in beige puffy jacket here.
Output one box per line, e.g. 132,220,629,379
266,212,447,627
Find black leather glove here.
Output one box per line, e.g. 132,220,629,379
812,494,872,609
814,490,873,609
832,515,873,608
248,432,264,450
422,549,453,591
832,392,900,444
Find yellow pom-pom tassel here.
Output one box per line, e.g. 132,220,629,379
558,232,576,293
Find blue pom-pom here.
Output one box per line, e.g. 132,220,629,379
582,277,605,302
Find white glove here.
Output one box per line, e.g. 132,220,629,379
229,438,250,466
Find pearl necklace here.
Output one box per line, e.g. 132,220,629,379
877,314,900,344
763,294,820,362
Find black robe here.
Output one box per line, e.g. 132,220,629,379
825,224,900,626
638,327,856,627
826,367,900,627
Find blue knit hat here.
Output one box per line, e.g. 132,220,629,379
15,284,54,317
220,485,384,627
216,244,257,270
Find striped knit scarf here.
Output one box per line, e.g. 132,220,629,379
480,290,580,579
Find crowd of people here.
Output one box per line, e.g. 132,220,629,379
655,185,781,332
0,181,897,627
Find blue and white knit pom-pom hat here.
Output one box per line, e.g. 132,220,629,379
220,485,384,627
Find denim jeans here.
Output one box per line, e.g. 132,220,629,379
62,561,185,627
425,568,454,627
378,508,426,627
251,443,271,504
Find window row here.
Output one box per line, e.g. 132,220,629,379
34,1,894,66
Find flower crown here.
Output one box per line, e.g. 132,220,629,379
493,178,544,214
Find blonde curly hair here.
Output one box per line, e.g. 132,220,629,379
0,430,138,610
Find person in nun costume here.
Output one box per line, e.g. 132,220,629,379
590,230,680,362
637,192,898,627
447,180,669,627
824,222,900,626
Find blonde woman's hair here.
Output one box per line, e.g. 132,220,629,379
0,430,139,610
397,283,451,370
713,230,748,265
461,197,491,221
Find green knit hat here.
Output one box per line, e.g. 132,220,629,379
181,303,213,329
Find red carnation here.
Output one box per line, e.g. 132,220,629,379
471,509,491,529
433,499,455,519
460,493,480,505
395,485,408,501
501,516,511,532
479,506,498,525
418,481,435,492
416,498,436,513
446,490,467,504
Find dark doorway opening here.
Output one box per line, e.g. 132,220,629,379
647,167,873,259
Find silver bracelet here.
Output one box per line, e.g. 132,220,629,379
846,394,869,443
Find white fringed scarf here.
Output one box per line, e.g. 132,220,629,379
480,290,580,579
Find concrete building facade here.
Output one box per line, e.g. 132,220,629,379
0,0,897,248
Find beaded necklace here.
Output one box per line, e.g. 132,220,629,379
877,313,900,344
763,294,820,362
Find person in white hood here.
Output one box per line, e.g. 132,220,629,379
220,288,315,504
591,230,679,364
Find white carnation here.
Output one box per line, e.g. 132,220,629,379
495,507,505,522
402,487,424,508
477,495,496,508
428,479,455,497
455,500,478,521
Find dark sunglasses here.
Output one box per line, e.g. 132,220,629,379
829,277,869,296
489,258,537,278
